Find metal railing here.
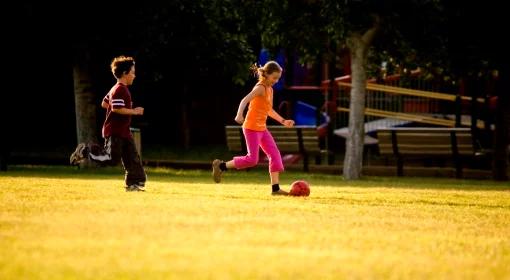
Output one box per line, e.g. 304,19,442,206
321,72,486,131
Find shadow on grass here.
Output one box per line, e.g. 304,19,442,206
2,165,509,192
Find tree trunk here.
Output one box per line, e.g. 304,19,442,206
343,35,368,179
73,59,98,144
342,24,379,180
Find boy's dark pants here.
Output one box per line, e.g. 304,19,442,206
90,136,146,186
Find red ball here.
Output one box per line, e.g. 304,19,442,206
290,180,310,196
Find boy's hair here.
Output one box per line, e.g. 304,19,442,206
250,61,282,81
111,56,135,79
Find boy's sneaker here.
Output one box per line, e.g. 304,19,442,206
271,189,289,196
212,159,223,183
70,143,89,165
125,184,145,192
136,182,146,191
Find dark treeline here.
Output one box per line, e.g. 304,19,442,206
3,1,509,177
6,2,262,151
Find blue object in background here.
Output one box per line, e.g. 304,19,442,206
294,101,318,125
258,48,285,92
293,101,328,126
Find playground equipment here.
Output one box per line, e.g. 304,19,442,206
317,70,496,149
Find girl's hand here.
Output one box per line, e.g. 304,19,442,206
235,115,245,124
282,119,295,127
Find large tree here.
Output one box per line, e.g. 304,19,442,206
260,0,449,179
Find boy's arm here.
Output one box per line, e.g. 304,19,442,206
102,94,110,109
109,88,143,115
112,107,144,115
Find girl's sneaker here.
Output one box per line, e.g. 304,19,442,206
271,189,289,196
212,159,223,183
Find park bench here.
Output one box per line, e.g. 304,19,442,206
376,127,484,178
225,125,333,171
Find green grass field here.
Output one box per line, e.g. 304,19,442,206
1,166,509,279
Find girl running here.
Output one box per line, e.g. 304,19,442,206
212,61,295,195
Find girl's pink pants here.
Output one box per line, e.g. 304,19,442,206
233,128,284,172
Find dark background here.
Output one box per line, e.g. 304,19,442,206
2,2,508,159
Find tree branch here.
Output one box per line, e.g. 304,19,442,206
361,14,380,46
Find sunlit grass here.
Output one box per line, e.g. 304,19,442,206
1,166,509,279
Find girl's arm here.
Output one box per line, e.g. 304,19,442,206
269,109,295,127
234,86,264,124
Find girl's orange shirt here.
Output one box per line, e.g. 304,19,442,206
243,83,273,131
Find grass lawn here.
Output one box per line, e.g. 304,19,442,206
1,165,509,279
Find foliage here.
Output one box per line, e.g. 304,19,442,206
51,1,265,86
259,0,453,81
130,1,259,86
